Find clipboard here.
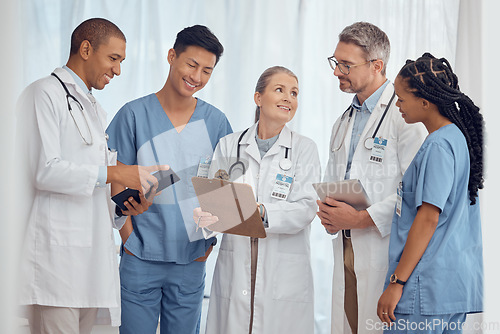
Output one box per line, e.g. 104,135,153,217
313,179,371,210
191,177,267,238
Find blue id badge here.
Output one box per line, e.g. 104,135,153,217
271,174,293,200
369,137,387,163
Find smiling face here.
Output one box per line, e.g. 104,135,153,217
332,41,379,96
254,72,299,127
167,45,216,98
83,36,126,90
394,75,427,124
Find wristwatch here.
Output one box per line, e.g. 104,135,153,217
389,273,406,286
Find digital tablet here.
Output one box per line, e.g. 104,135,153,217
313,179,371,211
145,169,180,197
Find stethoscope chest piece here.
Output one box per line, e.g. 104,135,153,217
364,137,374,150
279,158,292,171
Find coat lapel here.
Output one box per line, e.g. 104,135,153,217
242,123,261,164
356,83,395,150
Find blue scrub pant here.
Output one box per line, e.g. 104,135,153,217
384,291,467,334
119,252,206,334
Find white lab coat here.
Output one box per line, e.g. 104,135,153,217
16,67,121,326
324,83,427,334
205,123,320,334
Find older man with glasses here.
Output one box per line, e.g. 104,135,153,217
317,21,427,334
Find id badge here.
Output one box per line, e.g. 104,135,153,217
271,174,293,200
396,182,402,217
196,156,211,178
369,137,387,163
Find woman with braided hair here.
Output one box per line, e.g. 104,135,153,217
376,53,483,333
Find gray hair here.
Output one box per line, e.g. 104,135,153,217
339,22,390,75
254,66,298,122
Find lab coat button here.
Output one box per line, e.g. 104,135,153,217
242,290,248,295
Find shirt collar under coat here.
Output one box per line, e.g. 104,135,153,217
52,67,95,105
51,67,107,131
240,121,292,164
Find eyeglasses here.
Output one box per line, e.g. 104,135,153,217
327,56,376,75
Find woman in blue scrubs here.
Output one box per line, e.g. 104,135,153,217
376,53,484,334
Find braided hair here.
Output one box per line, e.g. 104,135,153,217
398,53,484,204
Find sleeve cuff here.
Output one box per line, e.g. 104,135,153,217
96,166,107,188
113,213,127,230
366,206,392,238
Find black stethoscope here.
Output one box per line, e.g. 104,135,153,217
52,72,97,145
228,128,292,177
330,92,396,152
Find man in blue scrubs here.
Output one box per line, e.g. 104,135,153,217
107,25,232,334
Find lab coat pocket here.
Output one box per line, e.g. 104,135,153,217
49,193,93,247
273,254,313,302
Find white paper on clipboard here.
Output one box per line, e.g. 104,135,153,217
313,179,371,210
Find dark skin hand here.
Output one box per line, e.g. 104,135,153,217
377,202,439,324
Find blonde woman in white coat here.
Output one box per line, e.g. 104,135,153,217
196,66,320,334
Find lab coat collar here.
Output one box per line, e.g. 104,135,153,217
52,67,93,104
352,79,390,114
241,122,262,164
62,65,90,94
356,82,395,145
52,67,106,129
241,122,293,163
266,124,292,157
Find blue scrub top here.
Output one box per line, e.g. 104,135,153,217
107,95,232,264
385,124,483,315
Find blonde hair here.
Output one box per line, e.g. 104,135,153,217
254,66,298,122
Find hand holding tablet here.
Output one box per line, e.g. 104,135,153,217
112,169,180,211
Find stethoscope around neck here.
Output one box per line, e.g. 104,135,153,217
330,92,396,152
228,127,292,177
51,72,99,145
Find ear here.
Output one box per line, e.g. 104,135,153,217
167,48,176,65
421,98,431,109
79,40,92,60
254,92,261,107
372,59,383,74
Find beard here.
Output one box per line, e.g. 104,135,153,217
338,77,365,94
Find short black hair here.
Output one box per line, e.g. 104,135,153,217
173,25,224,66
70,18,126,55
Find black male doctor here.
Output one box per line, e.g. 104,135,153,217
16,18,166,333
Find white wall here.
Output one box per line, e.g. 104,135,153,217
480,0,500,332
0,0,21,333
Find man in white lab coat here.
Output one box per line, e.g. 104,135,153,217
16,18,165,334
317,22,427,334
